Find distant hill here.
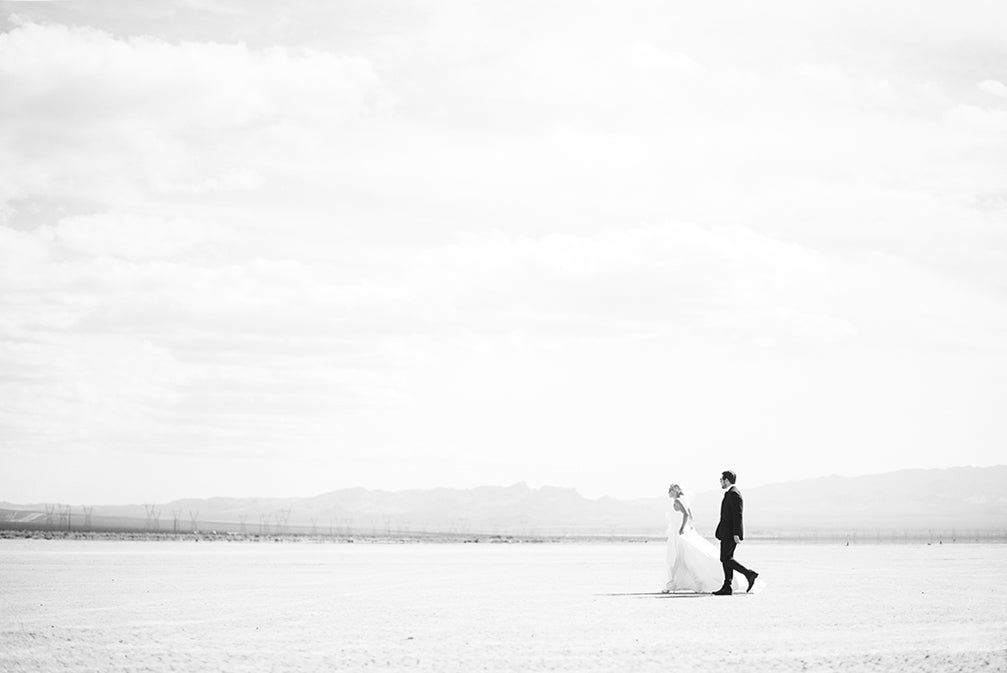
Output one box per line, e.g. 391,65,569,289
2,466,1005,537
690,465,1007,534
140,482,663,536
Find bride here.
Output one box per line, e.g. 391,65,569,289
663,483,764,594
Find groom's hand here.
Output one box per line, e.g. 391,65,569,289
733,535,741,544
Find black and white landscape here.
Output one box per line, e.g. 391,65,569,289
3,1,1007,671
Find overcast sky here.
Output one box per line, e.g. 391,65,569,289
2,0,1006,505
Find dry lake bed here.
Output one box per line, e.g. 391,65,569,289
1,539,1005,672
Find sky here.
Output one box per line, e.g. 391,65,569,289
1,0,1006,505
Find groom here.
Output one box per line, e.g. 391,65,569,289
713,470,759,595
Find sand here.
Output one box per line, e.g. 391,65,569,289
1,539,1005,672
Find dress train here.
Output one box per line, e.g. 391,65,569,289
664,512,766,594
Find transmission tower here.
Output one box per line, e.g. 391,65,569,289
58,504,72,531
44,504,56,527
144,504,161,532
259,512,271,536
189,510,199,533
172,509,182,534
238,514,248,534
275,508,292,535
81,505,94,530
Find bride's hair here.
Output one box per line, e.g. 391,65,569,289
669,483,683,495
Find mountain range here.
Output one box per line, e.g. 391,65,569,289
2,465,1005,537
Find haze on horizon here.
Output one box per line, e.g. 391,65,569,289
2,1,1007,506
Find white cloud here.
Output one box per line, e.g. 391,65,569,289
158,169,266,195
4,204,1007,498
46,213,213,259
0,22,388,206
0,22,385,126
978,79,1007,98
3,2,1007,502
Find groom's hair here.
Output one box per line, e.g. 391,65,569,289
721,470,737,484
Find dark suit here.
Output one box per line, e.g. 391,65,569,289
715,486,753,587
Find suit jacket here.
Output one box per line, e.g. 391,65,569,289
715,486,744,541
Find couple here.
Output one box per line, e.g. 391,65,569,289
663,470,765,595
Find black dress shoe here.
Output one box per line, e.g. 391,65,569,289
712,586,732,595
746,572,759,593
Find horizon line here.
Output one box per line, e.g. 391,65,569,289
3,463,1004,507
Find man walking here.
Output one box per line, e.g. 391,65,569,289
713,470,759,595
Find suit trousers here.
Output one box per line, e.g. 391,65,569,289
719,539,752,585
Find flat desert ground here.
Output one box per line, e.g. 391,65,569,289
1,539,1005,672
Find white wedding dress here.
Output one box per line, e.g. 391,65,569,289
663,497,766,594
